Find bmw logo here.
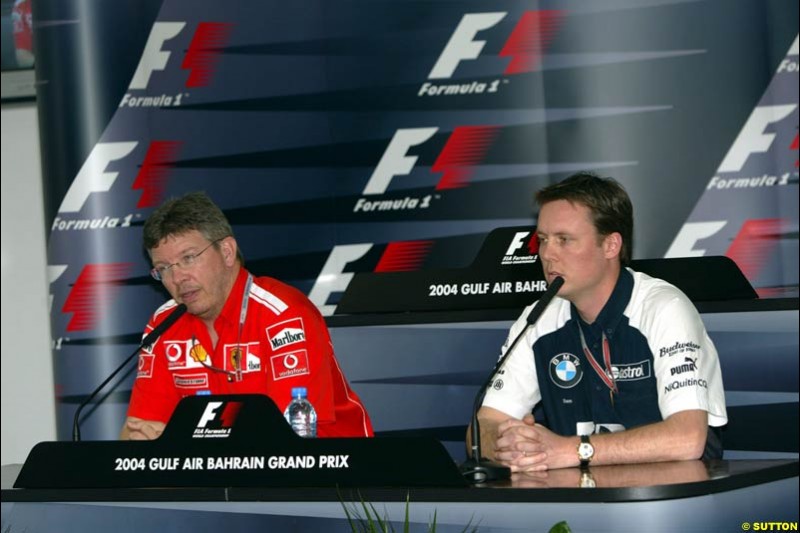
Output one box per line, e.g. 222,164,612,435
549,353,583,389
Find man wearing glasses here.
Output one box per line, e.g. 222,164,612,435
121,192,374,439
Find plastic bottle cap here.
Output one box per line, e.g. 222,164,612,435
291,387,307,398
196,390,212,396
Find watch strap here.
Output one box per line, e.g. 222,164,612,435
578,434,593,467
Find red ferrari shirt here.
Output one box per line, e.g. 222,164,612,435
128,268,373,437
12,0,33,52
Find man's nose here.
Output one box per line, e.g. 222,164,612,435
540,242,556,262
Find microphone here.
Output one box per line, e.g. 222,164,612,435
72,303,187,441
460,276,564,484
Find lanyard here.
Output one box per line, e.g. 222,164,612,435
577,323,617,401
230,273,253,382
191,273,252,383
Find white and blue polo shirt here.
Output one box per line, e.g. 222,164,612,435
483,268,728,438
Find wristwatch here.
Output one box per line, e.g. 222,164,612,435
579,470,596,488
577,434,594,467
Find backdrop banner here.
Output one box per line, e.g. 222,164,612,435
33,0,798,443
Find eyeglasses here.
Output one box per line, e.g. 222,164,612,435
150,238,223,282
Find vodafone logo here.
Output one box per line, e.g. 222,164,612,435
420,11,564,97
165,341,184,362
283,353,299,369
353,126,499,213
163,339,207,370
137,353,155,379
270,350,310,380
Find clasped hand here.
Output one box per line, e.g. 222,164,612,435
494,414,573,471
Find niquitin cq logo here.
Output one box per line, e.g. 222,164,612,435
419,10,564,97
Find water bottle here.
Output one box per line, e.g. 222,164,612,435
283,387,317,438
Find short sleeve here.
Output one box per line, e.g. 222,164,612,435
482,305,543,420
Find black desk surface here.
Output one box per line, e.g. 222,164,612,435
3,459,797,504
4,396,797,504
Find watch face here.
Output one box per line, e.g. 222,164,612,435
578,442,594,460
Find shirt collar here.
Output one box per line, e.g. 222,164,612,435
571,267,633,340
213,266,249,331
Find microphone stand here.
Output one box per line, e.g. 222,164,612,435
72,304,187,441
460,276,564,484
71,348,140,442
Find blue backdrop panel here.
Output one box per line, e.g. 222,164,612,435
31,0,798,441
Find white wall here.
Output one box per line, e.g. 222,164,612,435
1,101,57,465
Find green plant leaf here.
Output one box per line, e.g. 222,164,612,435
462,513,482,533
404,493,410,533
549,520,573,533
337,488,360,532
340,487,569,532
368,501,392,533
359,497,376,530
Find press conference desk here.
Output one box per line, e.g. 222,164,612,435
2,459,797,532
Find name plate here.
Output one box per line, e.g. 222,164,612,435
14,394,466,489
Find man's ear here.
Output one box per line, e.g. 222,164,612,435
220,237,238,266
604,232,622,260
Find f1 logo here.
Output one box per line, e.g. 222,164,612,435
718,105,796,172
58,141,180,214
505,231,532,256
363,128,438,195
429,13,506,79
59,142,138,213
665,221,727,258
62,263,132,332
128,21,232,90
308,244,372,316
429,10,564,79
309,240,435,315
362,126,499,195
129,22,186,89
197,402,223,428
197,401,242,428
